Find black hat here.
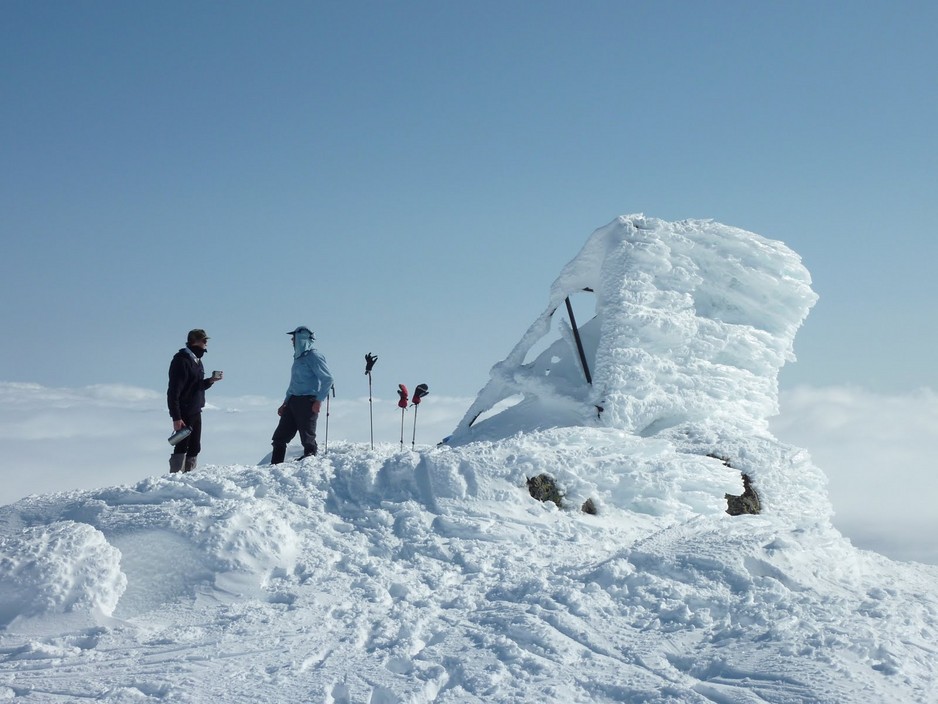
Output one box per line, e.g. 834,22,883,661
286,326,314,337
187,329,209,343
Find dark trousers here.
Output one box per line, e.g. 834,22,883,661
271,395,319,463
173,412,202,457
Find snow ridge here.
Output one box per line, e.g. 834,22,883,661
0,440,935,702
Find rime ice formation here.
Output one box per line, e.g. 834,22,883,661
450,215,818,441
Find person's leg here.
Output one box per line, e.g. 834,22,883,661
170,416,190,473
169,453,186,473
182,414,202,472
290,396,320,458
271,405,298,464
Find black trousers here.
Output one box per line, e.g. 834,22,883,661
271,395,319,463
172,412,202,457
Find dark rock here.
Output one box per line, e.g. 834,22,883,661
581,498,597,515
707,453,732,467
527,474,564,509
725,473,761,515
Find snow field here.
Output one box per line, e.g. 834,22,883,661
1,429,936,702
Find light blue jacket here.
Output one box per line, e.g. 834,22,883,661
284,330,334,403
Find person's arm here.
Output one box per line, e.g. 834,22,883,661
308,350,334,407
281,361,293,411
167,356,184,423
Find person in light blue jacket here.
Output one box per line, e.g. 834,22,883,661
270,326,334,463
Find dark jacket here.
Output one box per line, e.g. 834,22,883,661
167,346,215,421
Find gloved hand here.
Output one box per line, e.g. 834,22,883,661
312,400,322,414
277,404,286,416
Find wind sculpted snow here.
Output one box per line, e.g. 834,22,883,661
1,216,936,703
450,215,818,440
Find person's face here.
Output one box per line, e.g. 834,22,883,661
191,338,208,351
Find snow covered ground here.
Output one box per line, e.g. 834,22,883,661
1,216,936,702
2,436,936,703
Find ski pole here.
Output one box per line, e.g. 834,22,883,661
397,384,409,450
323,385,335,455
411,383,429,450
365,353,378,450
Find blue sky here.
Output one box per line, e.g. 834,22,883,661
2,1,935,402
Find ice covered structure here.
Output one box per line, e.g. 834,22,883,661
449,215,818,442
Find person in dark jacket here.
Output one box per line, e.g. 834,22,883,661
167,328,223,473
270,326,334,464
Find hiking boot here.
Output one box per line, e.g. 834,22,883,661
169,454,186,474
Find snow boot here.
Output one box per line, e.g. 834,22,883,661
184,455,197,473
271,445,286,464
169,454,186,474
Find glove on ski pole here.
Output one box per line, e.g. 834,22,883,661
411,383,429,450
365,353,378,449
397,384,409,449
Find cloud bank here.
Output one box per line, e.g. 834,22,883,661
771,385,938,564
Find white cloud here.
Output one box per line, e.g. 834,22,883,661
771,385,938,563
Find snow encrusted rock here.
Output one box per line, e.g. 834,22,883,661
0,216,935,703
451,215,818,440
